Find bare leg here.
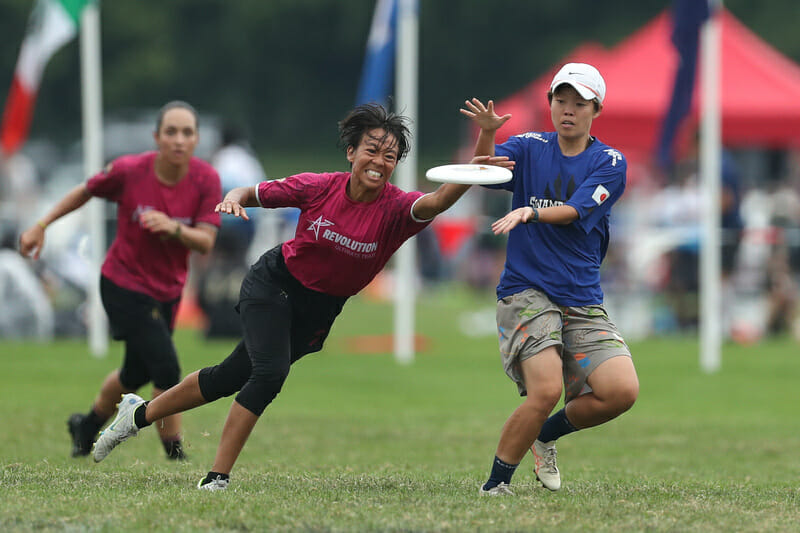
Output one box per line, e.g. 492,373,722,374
92,370,133,417
210,400,260,475
495,346,563,464
151,387,182,440
145,370,207,424
564,356,639,429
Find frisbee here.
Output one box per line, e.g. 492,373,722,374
425,163,512,185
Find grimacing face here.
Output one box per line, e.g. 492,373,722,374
346,128,399,198
154,107,198,166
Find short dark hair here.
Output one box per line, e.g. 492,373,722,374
337,103,411,161
547,86,601,112
155,100,199,132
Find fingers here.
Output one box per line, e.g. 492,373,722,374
470,155,515,169
460,97,488,116
18,230,43,259
214,201,249,220
491,208,529,235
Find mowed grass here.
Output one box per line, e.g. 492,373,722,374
1,285,799,532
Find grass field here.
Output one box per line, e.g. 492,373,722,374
1,285,799,532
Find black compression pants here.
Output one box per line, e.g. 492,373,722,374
197,245,347,416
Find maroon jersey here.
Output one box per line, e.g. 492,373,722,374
86,151,222,301
256,172,431,296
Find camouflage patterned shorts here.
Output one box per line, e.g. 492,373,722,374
496,288,631,402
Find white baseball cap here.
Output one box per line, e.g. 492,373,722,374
550,63,606,103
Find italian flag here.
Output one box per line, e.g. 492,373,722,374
1,0,90,155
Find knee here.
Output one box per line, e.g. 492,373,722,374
198,364,248,401
525,383,563,415
612,380,639,413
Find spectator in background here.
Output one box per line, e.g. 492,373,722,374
659,131,744,332
197,123,268,338
211,123,266,253
18,100,222,460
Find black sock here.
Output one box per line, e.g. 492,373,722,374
201,471,230,485
83,408,107,435
133,403,151,429
482,456,518,490
537,407,578,443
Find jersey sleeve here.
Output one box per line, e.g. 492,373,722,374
565,148,626,234
85,156,133,201
484,136,527,192
256,172,327,209
194,168,223,228
396,190,431,236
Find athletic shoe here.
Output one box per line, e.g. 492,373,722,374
532,439,561,491
164,440,187,461
479,482,514,496
92,393,145,462
197,475,229,491
67,413,94,457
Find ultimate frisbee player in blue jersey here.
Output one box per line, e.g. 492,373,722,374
462,63,639,495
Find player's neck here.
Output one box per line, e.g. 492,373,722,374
558,134,593,157
153,155,188,185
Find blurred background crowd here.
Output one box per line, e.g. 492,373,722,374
1,0,799,345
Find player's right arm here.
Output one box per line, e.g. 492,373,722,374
215,185,260,220
460,98,511,157
19,183,93,259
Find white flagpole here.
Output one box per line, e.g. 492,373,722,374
699,0,722,372
393,0,418,364
80,1,107,357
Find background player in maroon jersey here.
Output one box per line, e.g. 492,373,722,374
19,101,222,460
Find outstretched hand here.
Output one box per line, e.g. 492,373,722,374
215,198,250,220
491,206,535,235
460,98,512,131
470,154,515,171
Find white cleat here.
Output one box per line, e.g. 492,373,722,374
92,393,145,462
479,482,514,496
198,475,229,491
532,439,561,491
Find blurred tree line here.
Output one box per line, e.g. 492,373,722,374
1,0,799,167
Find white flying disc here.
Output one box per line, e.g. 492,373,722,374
425,163,512,185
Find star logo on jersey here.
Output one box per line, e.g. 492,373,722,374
307,215,334,240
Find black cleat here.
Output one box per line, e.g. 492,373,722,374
67,413,94,457
165,439,187,461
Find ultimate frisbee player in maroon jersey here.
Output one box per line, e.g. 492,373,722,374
19,101,222,460
92,103,513,490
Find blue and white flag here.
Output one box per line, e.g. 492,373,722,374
356,0,397,106
656,0,711,170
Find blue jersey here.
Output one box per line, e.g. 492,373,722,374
489,131,626,306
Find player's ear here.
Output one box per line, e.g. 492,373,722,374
346,145,355,164
593,101,603,119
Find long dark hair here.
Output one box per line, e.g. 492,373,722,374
338,103,411,161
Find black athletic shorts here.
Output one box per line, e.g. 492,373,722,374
100,276,181,390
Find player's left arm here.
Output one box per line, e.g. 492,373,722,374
565,150,626,234
138,210,218,253
412,155,514,220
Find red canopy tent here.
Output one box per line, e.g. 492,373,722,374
488,9,800,163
